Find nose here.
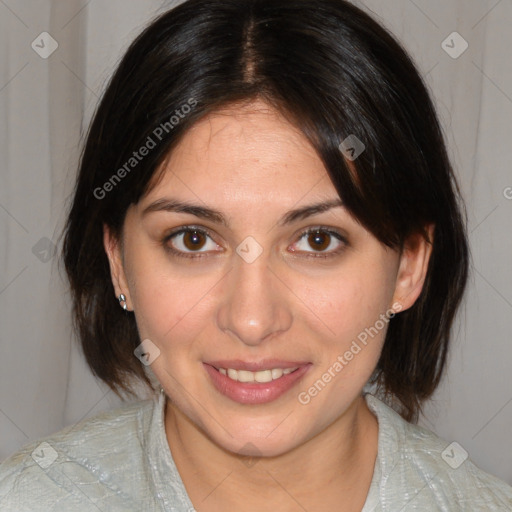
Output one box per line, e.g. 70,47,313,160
216,250,293,347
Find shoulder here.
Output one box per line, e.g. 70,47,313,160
0,398,159,511
365,393,512,511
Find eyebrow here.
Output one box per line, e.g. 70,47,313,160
141,197,344,227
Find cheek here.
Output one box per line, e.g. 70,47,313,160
125,247,219,351
301,256,397,347
295,266,395,414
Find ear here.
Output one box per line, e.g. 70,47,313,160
391,224,435,313
103,224,132,311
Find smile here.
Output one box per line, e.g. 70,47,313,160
203,361,311,404
218,367,299,383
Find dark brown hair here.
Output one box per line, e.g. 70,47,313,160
62,0,469,422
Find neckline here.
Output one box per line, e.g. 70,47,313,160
149,389,397,511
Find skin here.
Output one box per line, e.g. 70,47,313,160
104,99,434,511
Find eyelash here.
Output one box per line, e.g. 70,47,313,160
162,225,348,260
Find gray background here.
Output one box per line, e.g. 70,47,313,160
1,0,511,485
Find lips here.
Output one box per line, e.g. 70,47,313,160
203,360,312,404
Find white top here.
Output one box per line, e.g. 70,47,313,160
1,390,511,511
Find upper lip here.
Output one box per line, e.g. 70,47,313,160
205,359,310,371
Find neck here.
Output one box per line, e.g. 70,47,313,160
164,395,378,512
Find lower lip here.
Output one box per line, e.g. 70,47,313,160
204,363,311,404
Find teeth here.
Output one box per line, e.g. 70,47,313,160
237,370,254,383
271,368,283,379
218,367,299,383
255,370,273,382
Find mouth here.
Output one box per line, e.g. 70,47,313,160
203,360,312,404
218,366,299,383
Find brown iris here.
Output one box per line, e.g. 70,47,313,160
183,230,207,251
307,231,331,251
179,229,332,253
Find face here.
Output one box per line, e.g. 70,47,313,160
105,99,431,458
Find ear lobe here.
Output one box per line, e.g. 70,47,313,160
103,224,131,307
392,224,435,312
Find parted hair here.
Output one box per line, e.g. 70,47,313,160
62,0,469,422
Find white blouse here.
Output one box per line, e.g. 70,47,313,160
1,389,511,511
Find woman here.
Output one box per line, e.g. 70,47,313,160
1,0,511,510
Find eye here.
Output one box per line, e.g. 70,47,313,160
164,227,220,259
163,225,347,260
290,227,347,258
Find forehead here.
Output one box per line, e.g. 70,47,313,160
143,100,337,208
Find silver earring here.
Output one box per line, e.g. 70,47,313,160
118,293,127,311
